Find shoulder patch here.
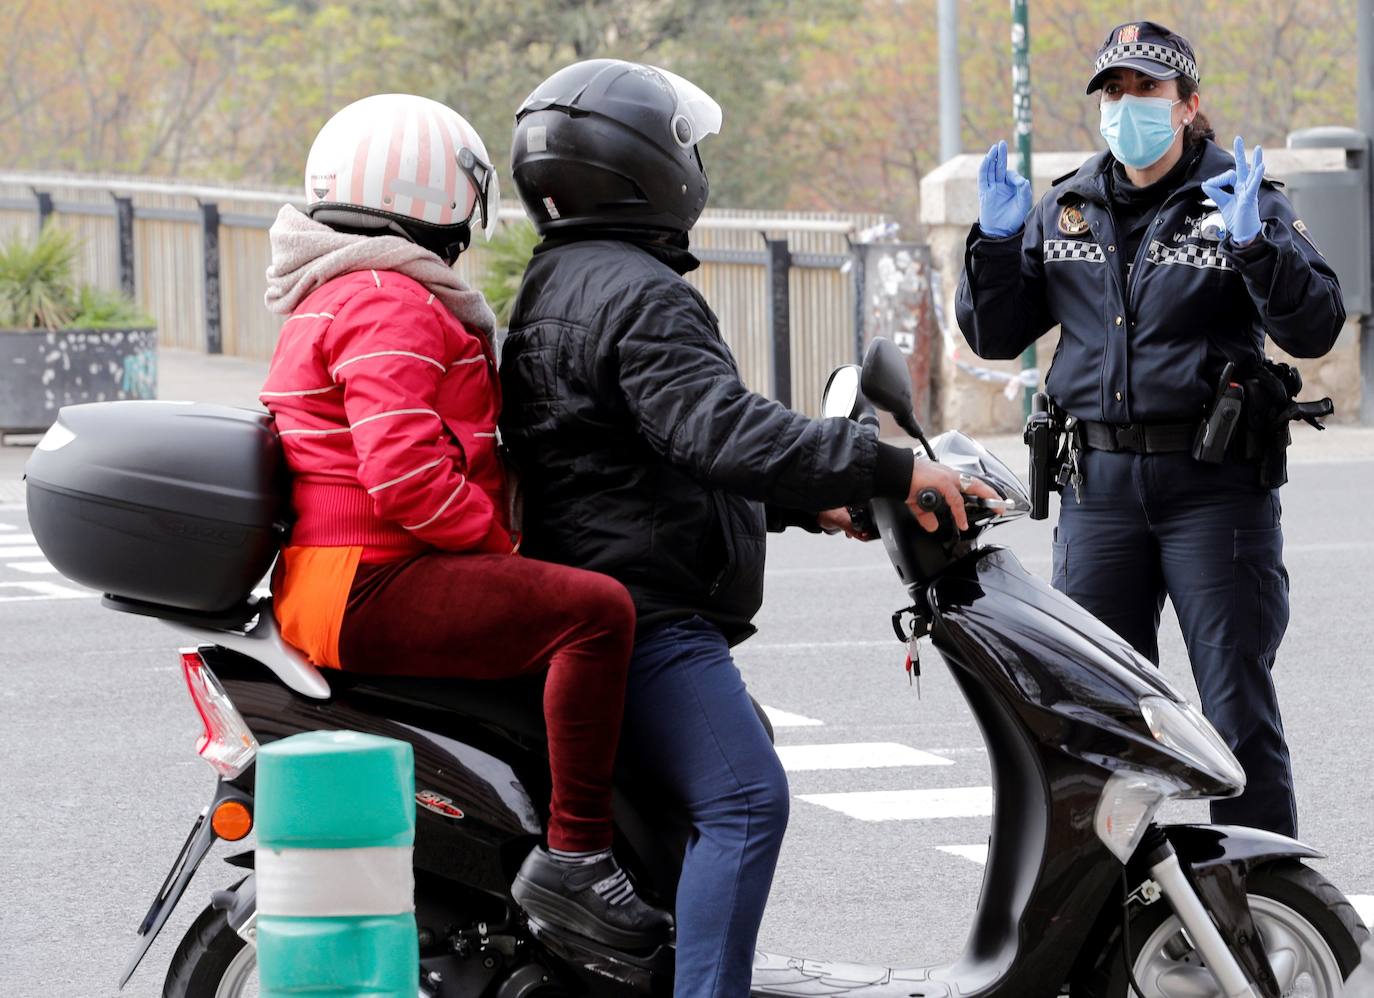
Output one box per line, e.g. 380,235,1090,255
1293,219,1323,254
1058,203,1090,236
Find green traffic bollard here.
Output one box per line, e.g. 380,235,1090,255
255,730,417,998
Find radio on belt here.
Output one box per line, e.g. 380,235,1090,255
1192,362,1244,464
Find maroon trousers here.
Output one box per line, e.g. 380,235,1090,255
338,552,635,852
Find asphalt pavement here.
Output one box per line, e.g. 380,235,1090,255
1,354,1372,995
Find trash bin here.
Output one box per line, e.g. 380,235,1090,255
1285,126,1370,316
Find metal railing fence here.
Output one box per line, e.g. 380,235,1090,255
0,172,888,416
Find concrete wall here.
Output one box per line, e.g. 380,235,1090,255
920,147,1361,434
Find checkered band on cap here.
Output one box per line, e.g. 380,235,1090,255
1095,42,1199,84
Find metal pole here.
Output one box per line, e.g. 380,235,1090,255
763,235,793,409
938,0,962,164
850,241,867,365
1012,0,1035,418
1359,0,1374,424
199,202,223,355
113,195,136,299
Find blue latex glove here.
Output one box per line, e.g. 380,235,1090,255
1201,136,1264,246
978,140,1032,238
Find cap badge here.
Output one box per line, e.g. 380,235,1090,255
1058,204,1090,236
1118,24,1140,44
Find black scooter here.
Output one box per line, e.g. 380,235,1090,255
28,340,1371,998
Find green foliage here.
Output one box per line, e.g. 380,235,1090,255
0,226,79,330
3,0,1362,224
72,285,155,329
0,227,151,331
477,220,541,329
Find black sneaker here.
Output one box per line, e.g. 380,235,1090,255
511,847,674,949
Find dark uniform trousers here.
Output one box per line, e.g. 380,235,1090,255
1052,448,1296,837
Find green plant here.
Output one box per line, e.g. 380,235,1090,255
0,225,79,329
72,285,155,328
477,219,540,329
0,226,151,330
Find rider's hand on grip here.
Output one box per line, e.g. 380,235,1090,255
906,459,998,534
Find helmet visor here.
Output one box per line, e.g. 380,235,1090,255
650,66,722,146
458,145,500,240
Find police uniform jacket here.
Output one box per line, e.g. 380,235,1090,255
955,139,1345,424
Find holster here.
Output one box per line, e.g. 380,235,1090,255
1237,359,1334,489
1024,393,1065,520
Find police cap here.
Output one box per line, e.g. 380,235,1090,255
1086,21,1200,94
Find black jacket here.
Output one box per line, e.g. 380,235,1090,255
956,140,1344,423
500,236,912,643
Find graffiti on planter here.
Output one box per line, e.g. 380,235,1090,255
122,347,157,398
1,327,157,429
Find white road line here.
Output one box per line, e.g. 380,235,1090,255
776,743,953,772
939,844,990,865
1352,895,1373,930
0,522,15,530
799,786,993,822
0,533,36,544
761,705,824,728
7,561,57,575
0,581,95,602
0,546,42,558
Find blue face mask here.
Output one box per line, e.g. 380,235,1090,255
1099,95,1182,169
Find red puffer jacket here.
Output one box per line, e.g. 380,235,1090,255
260,269,511,562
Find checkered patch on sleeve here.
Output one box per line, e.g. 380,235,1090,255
1043,239,1106,264
1146,240,1232,272
1094,42,1199,84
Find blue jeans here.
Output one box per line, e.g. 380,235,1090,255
619,617,789,998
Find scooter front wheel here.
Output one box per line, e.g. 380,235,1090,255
1093,862,1369,997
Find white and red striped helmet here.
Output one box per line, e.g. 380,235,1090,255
304,93,499,242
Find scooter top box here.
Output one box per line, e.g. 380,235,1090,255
25,401,288,614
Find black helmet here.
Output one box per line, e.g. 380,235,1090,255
511,59,722,236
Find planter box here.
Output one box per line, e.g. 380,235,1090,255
0,327,158,433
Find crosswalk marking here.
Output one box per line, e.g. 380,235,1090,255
799,786,993,821
8,561,57,575
0,581,93,602
1353,895,1373,930
938,844,990,864
0,532,36,544
776,743,953,772
0,546,42,558
761,706,824,728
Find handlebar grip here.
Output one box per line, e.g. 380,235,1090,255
916,488,944,512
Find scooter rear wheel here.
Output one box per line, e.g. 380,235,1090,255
1093,862,1370,997
162,901,256,998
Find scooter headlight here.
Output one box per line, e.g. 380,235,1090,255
1095,770,1178,863
1139,695,1246,793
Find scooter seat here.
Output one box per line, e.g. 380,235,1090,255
328,670,551,742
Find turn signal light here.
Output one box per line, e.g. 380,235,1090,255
212,800,253,842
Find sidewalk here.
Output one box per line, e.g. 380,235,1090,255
4,348,1374,502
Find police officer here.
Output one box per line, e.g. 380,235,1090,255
957,21,1344,838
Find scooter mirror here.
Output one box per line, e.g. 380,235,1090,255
861,337,928,445
821,365,862,420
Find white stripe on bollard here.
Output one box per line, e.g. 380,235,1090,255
256,846,414,917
